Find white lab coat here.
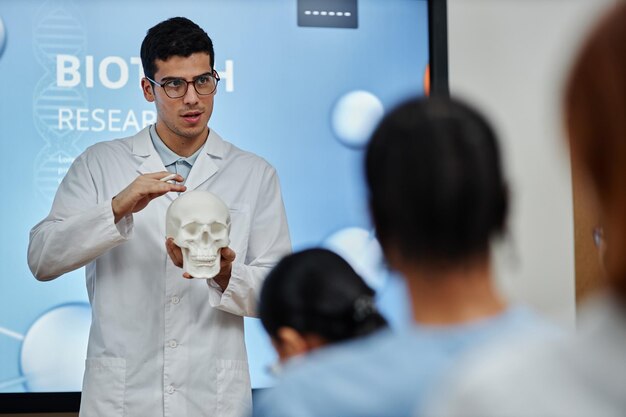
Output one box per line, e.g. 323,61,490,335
28,126,291,417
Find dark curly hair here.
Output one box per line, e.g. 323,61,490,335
140,17,214,80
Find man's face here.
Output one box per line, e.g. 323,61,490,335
142,52,215,147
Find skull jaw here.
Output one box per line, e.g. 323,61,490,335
181,248,221,279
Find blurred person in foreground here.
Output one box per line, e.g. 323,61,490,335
252,96,548,417
428,4,626,416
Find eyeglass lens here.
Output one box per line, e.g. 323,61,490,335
163,74,218,98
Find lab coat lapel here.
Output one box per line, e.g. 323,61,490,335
130,127,176,202
183,129,223,191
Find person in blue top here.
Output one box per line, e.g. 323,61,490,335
252,96,548,417
425,4,626,416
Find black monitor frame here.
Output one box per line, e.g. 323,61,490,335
429,0,449,96
0,0,448,413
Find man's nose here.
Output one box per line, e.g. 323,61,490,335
183,82,199,104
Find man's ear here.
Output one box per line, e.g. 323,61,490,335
141,78,155,102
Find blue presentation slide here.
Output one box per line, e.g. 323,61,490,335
0,0,428,392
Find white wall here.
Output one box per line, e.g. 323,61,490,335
447,0,616,328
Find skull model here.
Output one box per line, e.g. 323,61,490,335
166,190,231,279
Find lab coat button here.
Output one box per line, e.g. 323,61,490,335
166,385,175,394
171,296,180,304
169,339,178,348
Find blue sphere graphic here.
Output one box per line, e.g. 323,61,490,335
0,16,6,58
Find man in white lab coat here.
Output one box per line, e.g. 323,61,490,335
27,17,291,417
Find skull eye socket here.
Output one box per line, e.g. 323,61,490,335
210,223,228,240
182,223,200,238
179,222,228,243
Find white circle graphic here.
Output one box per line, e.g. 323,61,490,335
20,303,91,391
331,91,384,148
323,226,387,291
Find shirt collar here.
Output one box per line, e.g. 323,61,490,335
149,124,203,167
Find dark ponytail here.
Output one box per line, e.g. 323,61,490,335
259,249,388,343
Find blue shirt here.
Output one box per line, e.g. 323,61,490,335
253,307,547,417
149,124,203,183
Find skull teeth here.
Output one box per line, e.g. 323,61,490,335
190,255,217,266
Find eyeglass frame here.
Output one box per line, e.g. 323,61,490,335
145,70,220,98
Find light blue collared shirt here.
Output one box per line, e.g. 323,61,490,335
149,124,203,183
253,307,552,417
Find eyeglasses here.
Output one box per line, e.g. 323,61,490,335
146,71,220,98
